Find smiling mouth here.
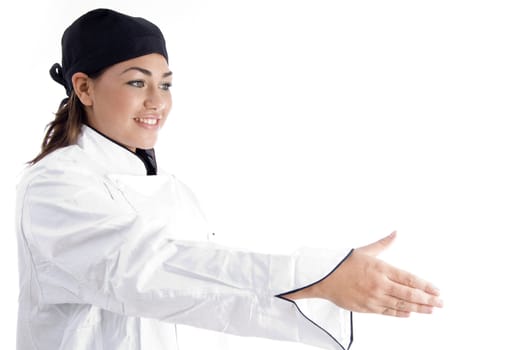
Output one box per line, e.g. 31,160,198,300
134,117,160,126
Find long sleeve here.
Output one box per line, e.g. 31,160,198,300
17,157,352,350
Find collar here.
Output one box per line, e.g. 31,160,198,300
76,125,157,176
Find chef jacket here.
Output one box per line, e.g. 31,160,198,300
15,125,353,350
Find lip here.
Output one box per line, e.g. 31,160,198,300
133,115,162,129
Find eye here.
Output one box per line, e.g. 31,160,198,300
127,80,145,88
160,82,172,91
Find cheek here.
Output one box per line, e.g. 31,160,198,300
164,94,173,115
158,96,172,129
105,91,140,117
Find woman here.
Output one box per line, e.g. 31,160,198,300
16,8,442,350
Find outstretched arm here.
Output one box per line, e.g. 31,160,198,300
283,231,443,317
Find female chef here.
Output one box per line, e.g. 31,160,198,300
16,8,443,350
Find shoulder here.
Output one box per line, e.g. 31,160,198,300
21,143,108,181
17,145,108,205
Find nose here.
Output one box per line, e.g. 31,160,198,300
144,86,167,111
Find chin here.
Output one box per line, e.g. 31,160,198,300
138,140,158,150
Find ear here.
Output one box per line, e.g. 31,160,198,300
71,72,94,106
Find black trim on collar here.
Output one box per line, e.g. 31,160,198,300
83,124,158,175
135,148,157,175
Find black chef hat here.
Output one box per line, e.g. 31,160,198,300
50,8,168,98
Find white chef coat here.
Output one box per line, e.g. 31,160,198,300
15,125,353,350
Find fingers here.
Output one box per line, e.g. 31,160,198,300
380,302,432,318
376,291,439,317
355,231,397,256
387,265,442,297
386,282,443,307
382,308,411,318
379,267,443,318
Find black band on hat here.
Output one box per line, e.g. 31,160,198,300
50,8,168,97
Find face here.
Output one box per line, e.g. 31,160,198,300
82,53,172,151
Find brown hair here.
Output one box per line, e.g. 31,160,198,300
29,93,87,164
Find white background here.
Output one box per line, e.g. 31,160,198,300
1,0,525,349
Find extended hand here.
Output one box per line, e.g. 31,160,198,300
285,231,443,317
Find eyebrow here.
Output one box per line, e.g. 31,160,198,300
120,66,173,78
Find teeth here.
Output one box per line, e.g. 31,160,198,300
135,118,158,125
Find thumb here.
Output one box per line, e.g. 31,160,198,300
355,231,397,256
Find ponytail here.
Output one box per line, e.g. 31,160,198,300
29,93,86,164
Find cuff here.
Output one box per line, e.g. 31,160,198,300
276,249,355,350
